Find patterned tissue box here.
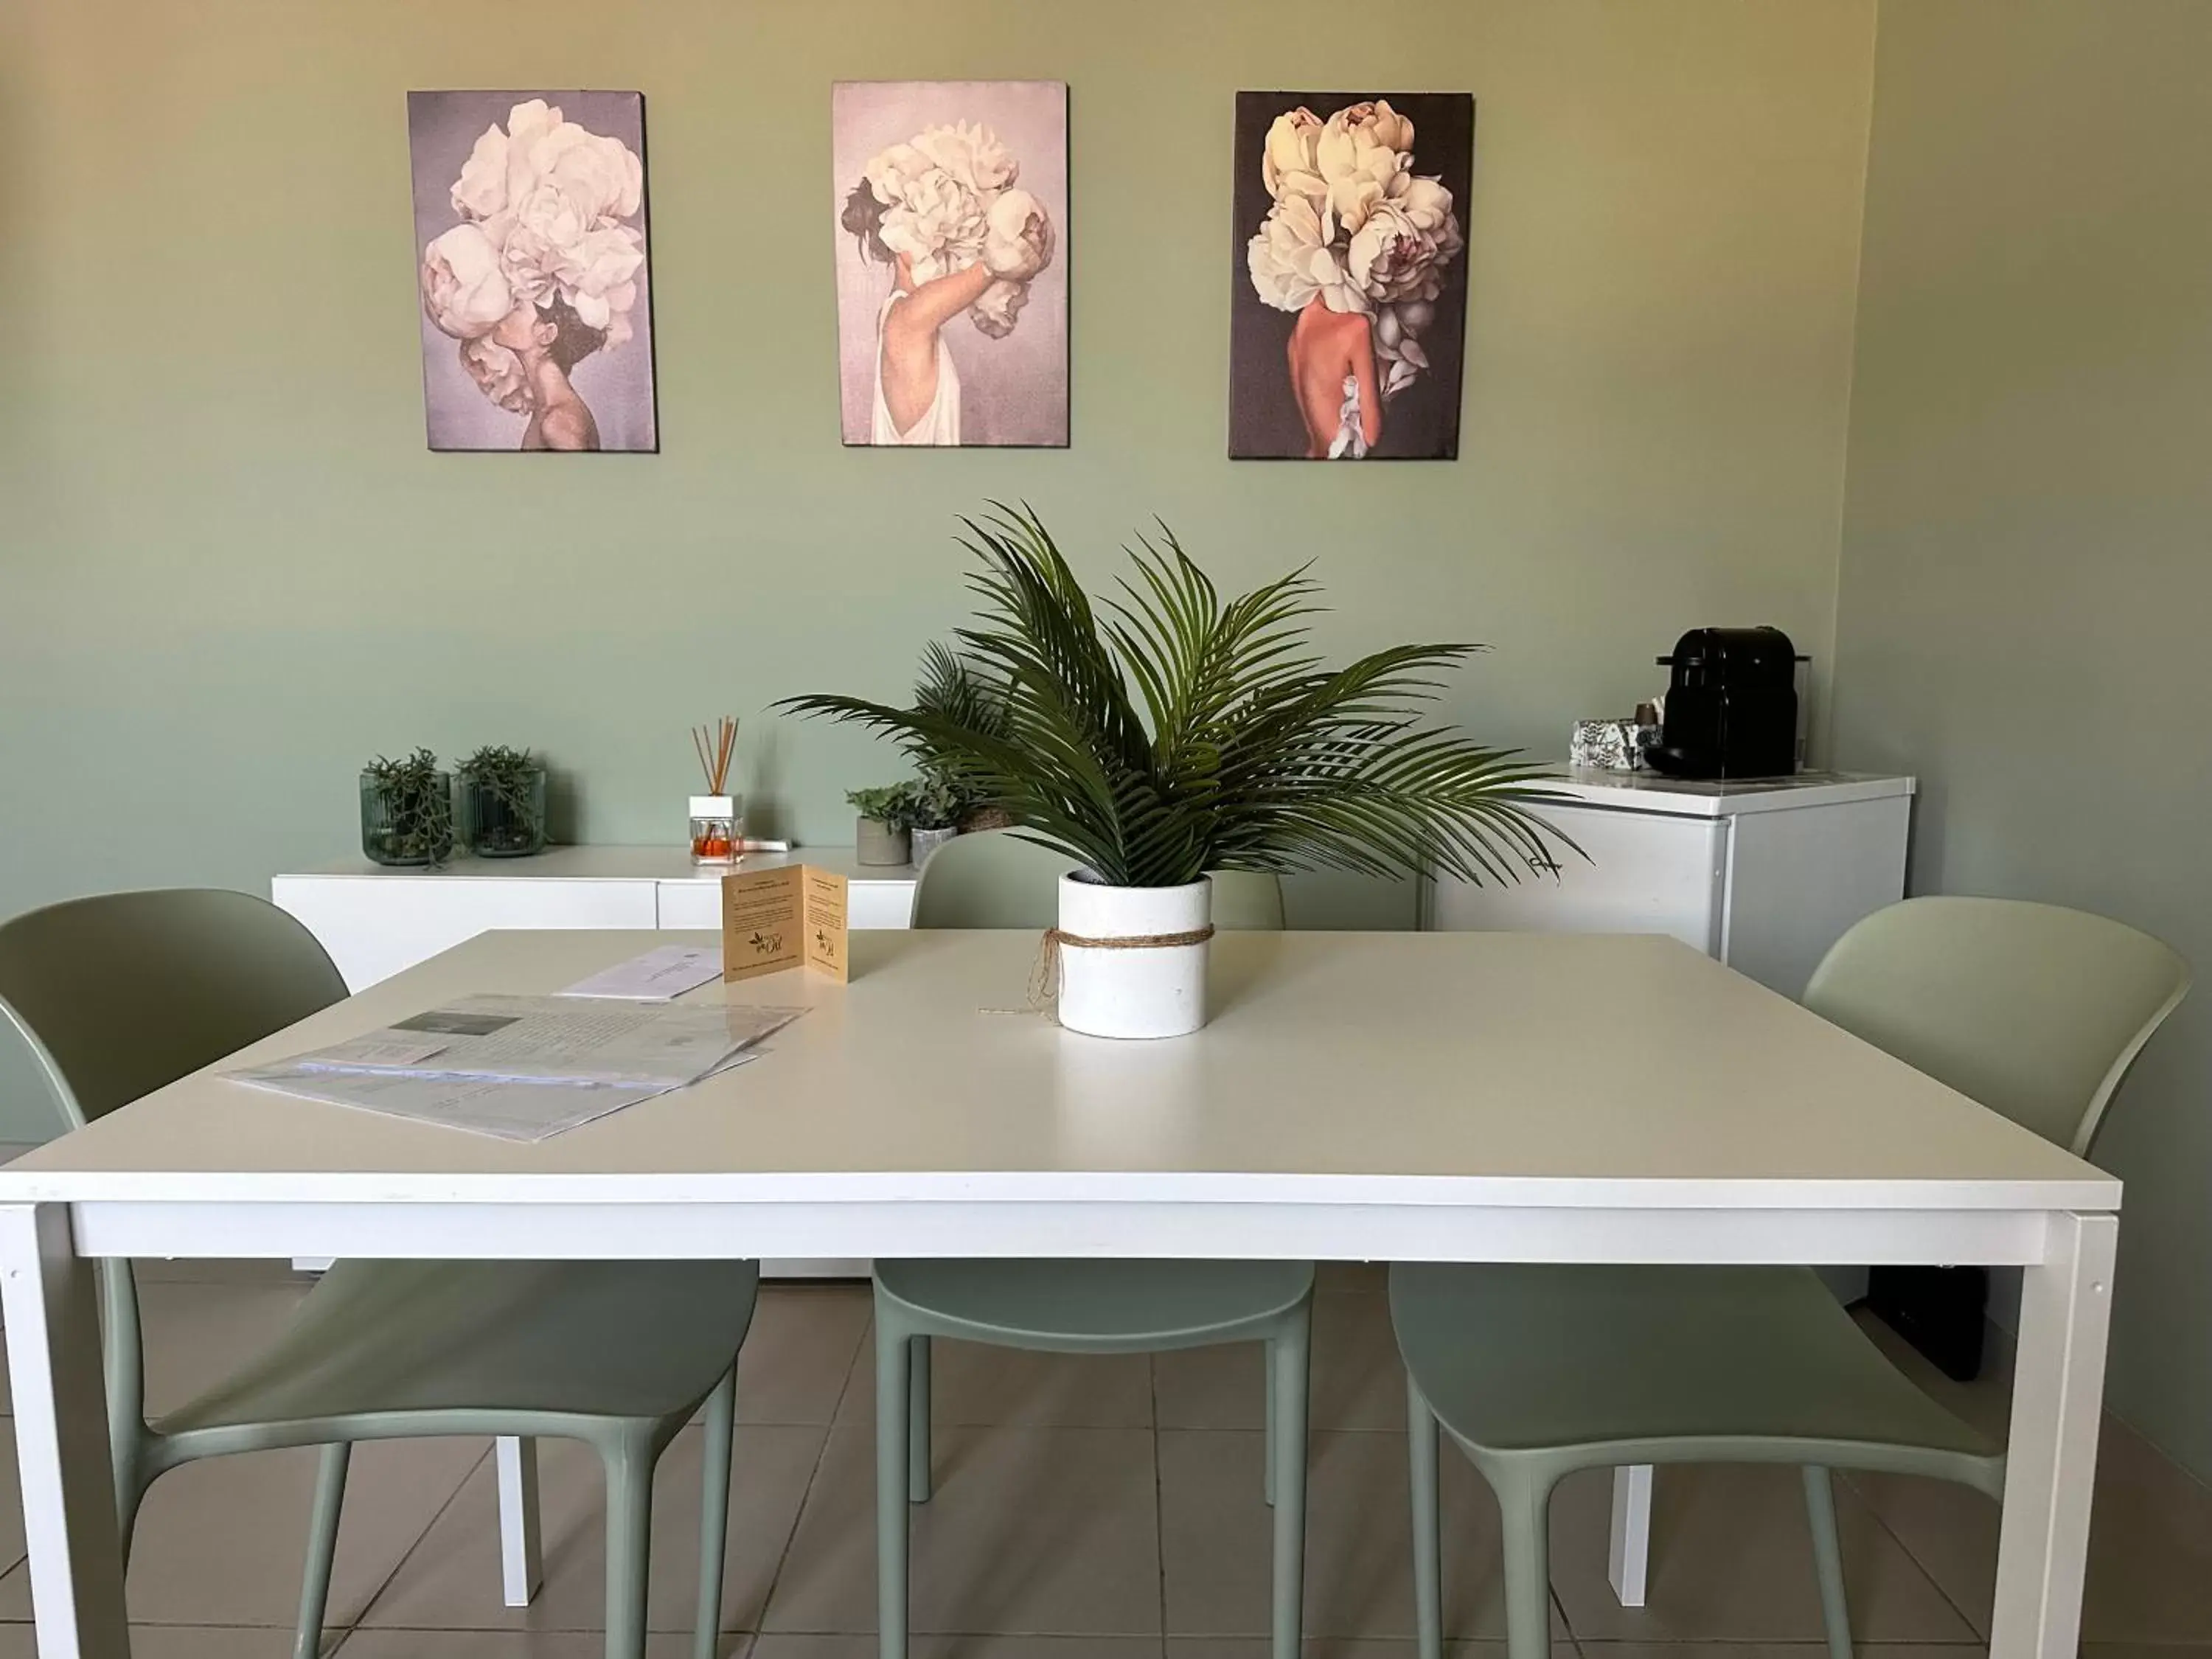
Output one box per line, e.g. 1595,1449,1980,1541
1571,718,1643,771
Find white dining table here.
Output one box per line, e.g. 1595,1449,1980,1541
1,927,2118,1659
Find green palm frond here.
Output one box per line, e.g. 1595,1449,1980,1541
778,503,1576,888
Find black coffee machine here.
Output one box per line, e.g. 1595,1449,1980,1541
1645,626,1806,779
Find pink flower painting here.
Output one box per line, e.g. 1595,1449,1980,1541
832,82,1068,448
409,91,657,453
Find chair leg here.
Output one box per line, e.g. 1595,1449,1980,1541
1264,1338,1277,1507
1802,1464,1854,1659
114,1472,145,1578
1268,1312,1310,1659
876,1324,914,1659
293,1441,350,1659
1492,1466,1557,1659
908,1334,932,1505
1407,1375,1443,1659
695,1368,738,1659
602,1432,657,1659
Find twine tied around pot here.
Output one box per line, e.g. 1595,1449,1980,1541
983,923,1219,1018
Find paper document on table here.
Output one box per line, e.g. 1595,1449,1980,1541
285,994,804,1089
559,945,725,1002
230,1057,755,1143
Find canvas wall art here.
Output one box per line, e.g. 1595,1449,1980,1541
832,80,1068,448
1230,92,1474,460
410,90,657,453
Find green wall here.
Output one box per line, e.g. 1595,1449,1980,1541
0,0,1874,913
1832,0,2212,1473
10,0,2211,1488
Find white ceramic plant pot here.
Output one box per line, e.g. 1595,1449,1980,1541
855,816,911,866
1055,874,1212,1040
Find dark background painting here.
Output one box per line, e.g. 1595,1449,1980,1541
1229,91,1474,460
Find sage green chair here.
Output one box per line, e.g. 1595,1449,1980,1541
0,889,760,1659
1394,895,2191,1659
880,832,1311,1659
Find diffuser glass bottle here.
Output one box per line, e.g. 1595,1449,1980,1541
689,716,744,866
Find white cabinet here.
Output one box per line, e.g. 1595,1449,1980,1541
274,846,918,993
1422,770,1913,1001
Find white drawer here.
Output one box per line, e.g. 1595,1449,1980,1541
654,877,914,931
849,880,917,931
654,880,725,931
273,875,658,992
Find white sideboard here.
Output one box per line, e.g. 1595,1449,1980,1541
1423,768,1915,1001
273,846,919,992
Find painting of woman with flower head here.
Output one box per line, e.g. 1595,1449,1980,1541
832,81,1068,448
1230,93,1472,460
409,91,657,452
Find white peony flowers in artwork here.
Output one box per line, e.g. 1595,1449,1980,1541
852,120,1055,334
833,82,1070,449
1246,100,1464,402
1231,92,1472,461
411,92,655,451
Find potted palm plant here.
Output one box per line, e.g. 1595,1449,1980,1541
783,505,1568,1039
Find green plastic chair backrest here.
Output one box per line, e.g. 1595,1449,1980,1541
0,888,348,1134
1804,896,2190,1158
0,889,349,1439
911,830,1286,932
911,831,1079,929
1211,871,1288,931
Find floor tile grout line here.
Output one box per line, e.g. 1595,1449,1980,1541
1840,1467,1991,1644
747,1303,874,1638
1150,1352,1169,1652
336,1437,498,1638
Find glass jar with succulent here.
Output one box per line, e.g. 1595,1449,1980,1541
784,504,1572,1038
905,774,969,864
456,745,549,858
360,748,454,868
847,784,922,867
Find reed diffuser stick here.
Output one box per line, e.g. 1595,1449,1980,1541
692,715,738,796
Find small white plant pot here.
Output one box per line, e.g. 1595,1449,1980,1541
855,816,911,867
1055,874,1212,1040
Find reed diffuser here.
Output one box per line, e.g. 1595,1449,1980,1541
689,715,743,865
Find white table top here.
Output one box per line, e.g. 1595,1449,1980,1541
0,928,2112,1215
276,846,919,884
1536,768,1916,817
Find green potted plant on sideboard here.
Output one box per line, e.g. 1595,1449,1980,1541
905,774,970,864
784,504,1571,1039
908,641,1013,830
846,784,923,867
359,748,454,868
456,745,549,858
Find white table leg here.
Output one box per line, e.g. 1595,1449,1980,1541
495,1436,543,1607
0,1204,133,1658
1990,1211,2116,1659
1608,1464,1653,1607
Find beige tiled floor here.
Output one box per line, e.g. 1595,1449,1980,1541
4,1265,2212,1658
